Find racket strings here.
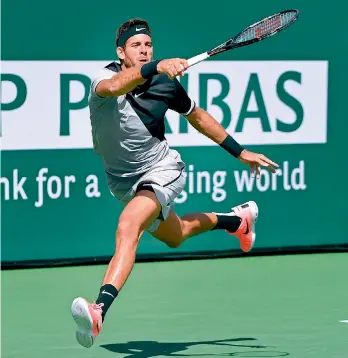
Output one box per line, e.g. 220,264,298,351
280,11,297,26
235,28,256,42
255,16,281,37
234,10,298,43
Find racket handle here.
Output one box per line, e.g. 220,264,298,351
187,52,209,67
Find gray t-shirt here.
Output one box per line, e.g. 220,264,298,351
88,61,195,178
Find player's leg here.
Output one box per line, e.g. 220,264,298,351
71,188,161,348
140,149,258,252
150,210,217,247
98,189,160,291
151,201,258,252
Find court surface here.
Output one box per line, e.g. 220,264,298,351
2,252,348,357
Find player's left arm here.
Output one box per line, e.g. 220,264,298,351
185,106,279,177
169,77,279,177
185,106,230,146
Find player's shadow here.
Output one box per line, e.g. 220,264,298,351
101,337,290,357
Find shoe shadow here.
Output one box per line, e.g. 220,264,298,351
100,337,290,357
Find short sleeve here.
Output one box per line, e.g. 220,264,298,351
90,68,116,97
168,78,195,115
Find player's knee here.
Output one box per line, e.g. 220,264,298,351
151,212,187,248
164,225,192,247
155,232,184,248
117,216,140,241
165,238,182,248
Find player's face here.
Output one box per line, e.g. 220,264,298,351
117,34,153,68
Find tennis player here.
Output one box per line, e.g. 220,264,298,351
71,18,279,348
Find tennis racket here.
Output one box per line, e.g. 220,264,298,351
187,9,300,67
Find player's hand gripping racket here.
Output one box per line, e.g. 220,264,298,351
187,9,300,67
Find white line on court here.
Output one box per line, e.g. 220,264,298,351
339,320,348,323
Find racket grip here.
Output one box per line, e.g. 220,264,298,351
187,52,209,67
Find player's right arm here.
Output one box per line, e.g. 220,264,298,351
95,66,146,97
95,59,188,97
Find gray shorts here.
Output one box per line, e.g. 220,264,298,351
106,149,186,232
